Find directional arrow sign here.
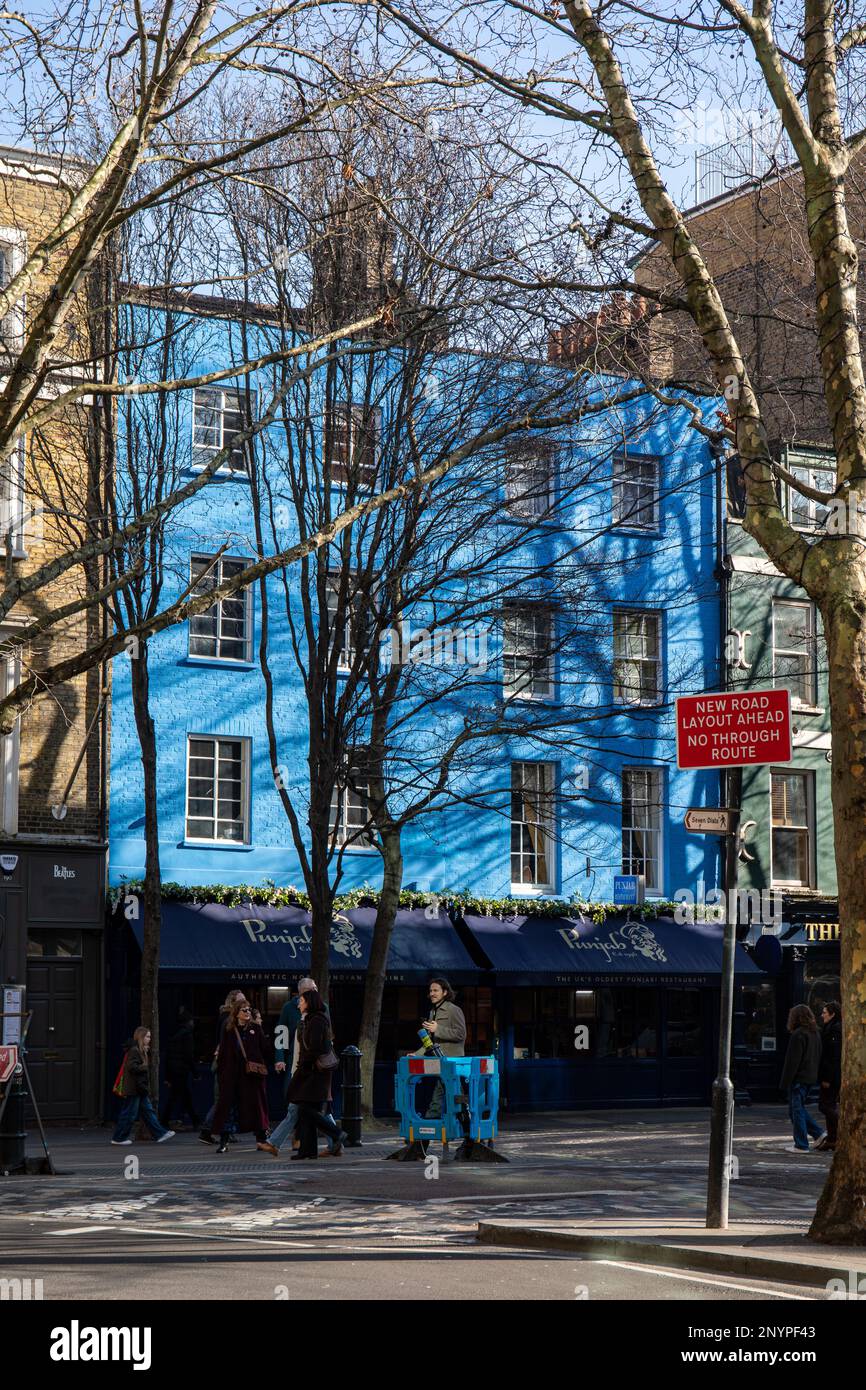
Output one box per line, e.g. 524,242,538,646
684,808,737,835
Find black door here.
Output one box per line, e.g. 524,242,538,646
26,935,84,1119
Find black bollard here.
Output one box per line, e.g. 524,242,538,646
340,1045,363,1146
0,1071,27,1175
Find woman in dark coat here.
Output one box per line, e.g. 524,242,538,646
816,1001,842,1151
286,990,346,1159
210,999,271,1154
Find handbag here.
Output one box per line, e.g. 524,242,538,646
112,1052,127,1097
316,1046,340,1072
314,1019,339,1072
236,1029,268,1077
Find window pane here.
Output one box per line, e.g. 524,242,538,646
511,762,554,886
613,456,659,528
621,768,662,892
665,989,702,1058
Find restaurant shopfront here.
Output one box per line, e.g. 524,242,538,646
110,901,486,1116
454,911,768,1111
110,901,768,1115
740,896,841,1100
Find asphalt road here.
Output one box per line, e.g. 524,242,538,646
0,1107,834,1302
0,1219,825,1300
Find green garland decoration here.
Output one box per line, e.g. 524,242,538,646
110,878,679,923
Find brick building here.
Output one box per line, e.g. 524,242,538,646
0,145,110,1121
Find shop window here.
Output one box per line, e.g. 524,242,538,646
803,961,840,1022
742,980,777,1051
594,988,658,1059
665,989,703,1058
511,987,658,1060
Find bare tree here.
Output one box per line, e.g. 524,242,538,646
366,0,866,1243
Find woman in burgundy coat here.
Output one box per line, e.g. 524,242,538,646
211,999,271,1153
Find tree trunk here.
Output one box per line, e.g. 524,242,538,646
809,589,866,1243
129,642,162,1097
357,833,404,1117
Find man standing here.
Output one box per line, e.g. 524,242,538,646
274,985,301,1107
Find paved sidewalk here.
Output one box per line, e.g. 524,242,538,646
476,1217,866,1291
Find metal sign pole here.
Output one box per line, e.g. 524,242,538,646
705,768,742,1229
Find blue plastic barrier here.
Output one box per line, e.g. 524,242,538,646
392,1055,500,1147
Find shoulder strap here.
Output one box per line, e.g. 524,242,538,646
234,1029,248,1063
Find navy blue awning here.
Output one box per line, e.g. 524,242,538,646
127,902,478,983
458,912,765,986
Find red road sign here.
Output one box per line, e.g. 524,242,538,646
676,689,792,770
0,1045,18,1083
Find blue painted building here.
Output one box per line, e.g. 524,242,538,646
108,294,755,1112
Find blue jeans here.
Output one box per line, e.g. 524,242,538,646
113,1094,170,1142
789,1084,823,1150
268,1101,336,1153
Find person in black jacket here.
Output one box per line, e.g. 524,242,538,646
779,1004,823,1153
284,991,347,1159
816,1001,842,1151
111,1026,175,1145
160,1007,200,1131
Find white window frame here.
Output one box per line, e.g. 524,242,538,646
502,605,555,700
191,385,250,472
621,766,664,896
612,454,660,530
613,608,662,706
770,768,815,889
783,450,835,531
772,599,817,709
510,760,556,893
325,571,357,672
329,752,376,849
0,633,22,835
0,227,27,354
188,554,253,664
184,735,251,844
504,441,556,520
328,402,380,488
0,438,26,553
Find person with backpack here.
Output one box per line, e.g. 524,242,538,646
111,1026,175,1145
780,1004,823,1152
816,1001,843,1151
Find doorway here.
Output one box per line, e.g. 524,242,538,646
25,931,84,1119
